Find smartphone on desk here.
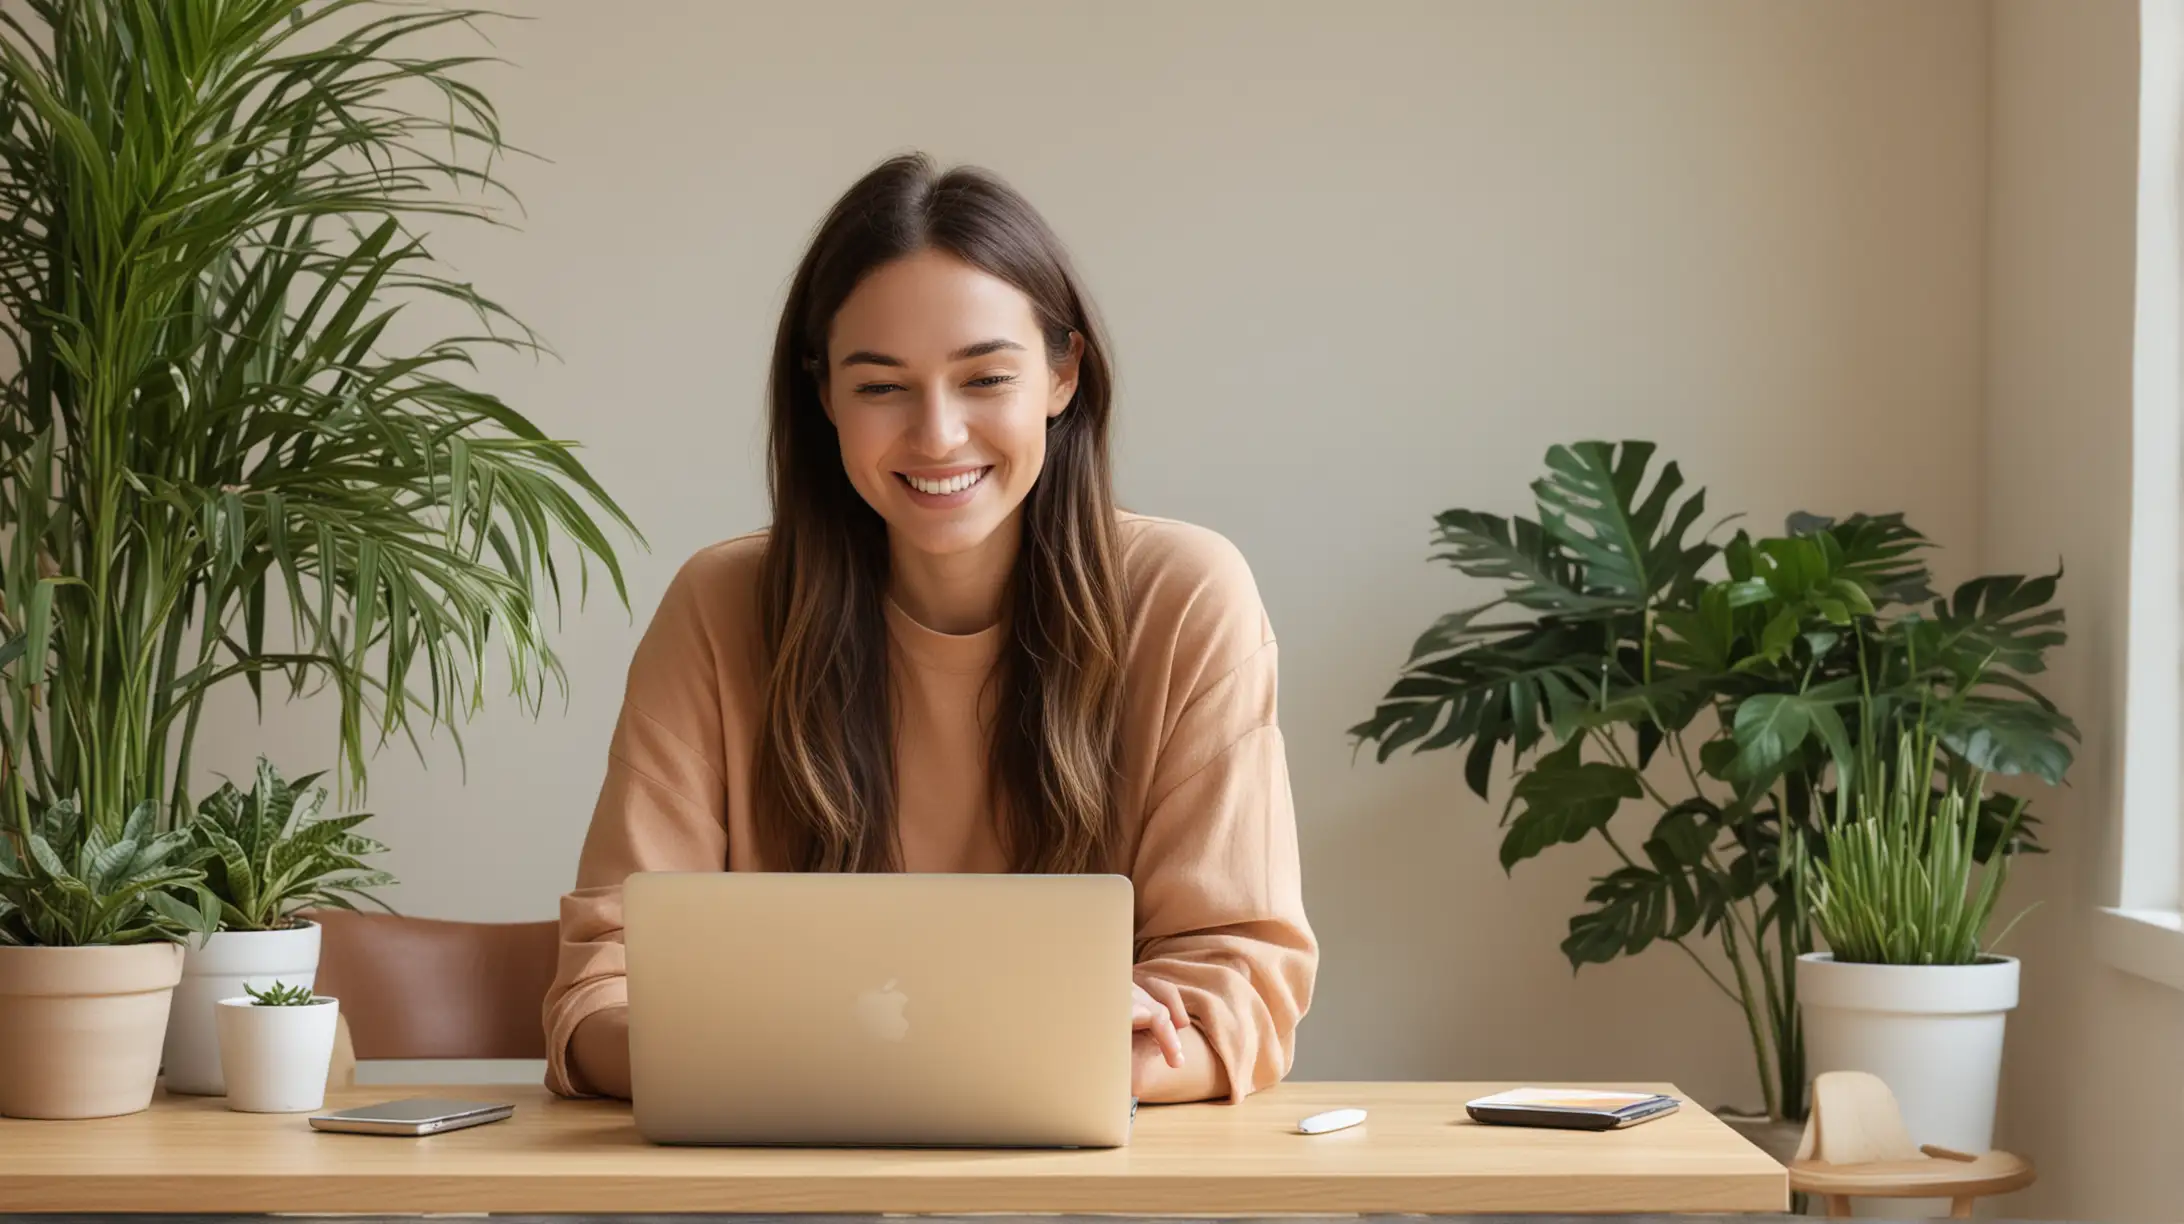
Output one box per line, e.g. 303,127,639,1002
309,1097,514,1136
1465,1088,1679,1131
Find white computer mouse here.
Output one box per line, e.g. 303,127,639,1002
1296,1107,1367,1135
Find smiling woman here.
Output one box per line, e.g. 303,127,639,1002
542,154,1318,1106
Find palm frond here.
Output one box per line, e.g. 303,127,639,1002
0,0,641,854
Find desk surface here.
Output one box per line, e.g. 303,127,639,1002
0,1082,1785,1215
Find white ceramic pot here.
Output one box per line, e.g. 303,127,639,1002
0,942,184,1118
215,994,339,1113
162,921,320,1095
1799,953,2020,1215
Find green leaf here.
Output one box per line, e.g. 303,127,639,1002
1563,867,1673,965
1923,570,2068,682
1731,679,1858,783
1500,739,1643,871
1351,622,1607,782
26,833,75,885
1645,799,1720,868
1698,737,1741,782
1531,441,1715,609
119,801,154,847
1404,602,1513,663
145,889,214,938
1754,607,1801,664
1656,585,1736,673
1731,694,1810,781
85,840,137,891
202,829,260,924
1427,511,1611,614
1803,512,1936,605
1929,697,2076,785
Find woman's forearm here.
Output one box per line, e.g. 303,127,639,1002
1133,1024,1229,1104
569,1005,633,1099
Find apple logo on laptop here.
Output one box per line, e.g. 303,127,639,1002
856,979,909,1042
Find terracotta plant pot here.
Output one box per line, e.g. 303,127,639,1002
0,942,185,1119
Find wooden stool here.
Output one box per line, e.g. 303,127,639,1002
1788,1071,2035,1218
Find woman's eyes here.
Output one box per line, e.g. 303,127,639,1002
853,374,1017,396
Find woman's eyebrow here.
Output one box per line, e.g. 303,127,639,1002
948,338,1025,360
840,338,1025,368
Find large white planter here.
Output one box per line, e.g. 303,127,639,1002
215,994,339,1113
1799,953,2019,1215
162,921,320,1095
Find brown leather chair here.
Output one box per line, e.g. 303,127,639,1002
306,910,559,1087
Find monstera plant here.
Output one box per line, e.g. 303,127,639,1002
1352,441,2074,1121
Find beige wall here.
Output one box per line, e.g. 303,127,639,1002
197,1,1995,1110
1985,3,2184,1220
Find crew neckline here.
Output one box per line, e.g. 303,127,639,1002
884,596,1003,675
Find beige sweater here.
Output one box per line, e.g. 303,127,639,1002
543,514,1316,1101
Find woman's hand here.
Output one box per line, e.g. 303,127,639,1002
1130,977,1228,1102
1132,978,1190,1071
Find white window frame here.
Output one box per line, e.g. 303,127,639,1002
2094,0,2184,987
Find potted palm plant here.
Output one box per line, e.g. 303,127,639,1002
0,798,216,1118
216,979,340,1114
161,758,390,1095
1353,441,2073,1138
0,0,638,1112
1799,721,2031,1162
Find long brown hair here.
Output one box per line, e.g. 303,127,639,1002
753,154,1127,874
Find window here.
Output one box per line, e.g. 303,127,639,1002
2095,0,2184,986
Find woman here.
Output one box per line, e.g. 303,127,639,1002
543,154,1315,1105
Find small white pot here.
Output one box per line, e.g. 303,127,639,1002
215,994,339,1113
162,921,320,1095
1799,953,2019,1215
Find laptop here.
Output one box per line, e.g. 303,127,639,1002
623,871,1135,1147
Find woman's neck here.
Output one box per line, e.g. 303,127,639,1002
888,512,1021,635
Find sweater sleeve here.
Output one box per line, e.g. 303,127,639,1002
542,557,732,1098
1130,638,1317,1102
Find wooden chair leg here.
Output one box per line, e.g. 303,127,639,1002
1826,1195,1853,1218
1950,1196,1975,1218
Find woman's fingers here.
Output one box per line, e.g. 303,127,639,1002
1149,1007,1184,1067
1130,983,1186,1068
1145,977,1191,1032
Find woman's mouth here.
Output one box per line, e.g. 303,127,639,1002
897,466,991,506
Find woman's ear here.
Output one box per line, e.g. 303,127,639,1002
1049,332,1085,418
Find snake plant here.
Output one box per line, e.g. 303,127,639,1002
192,757,392,931
0,796,217,945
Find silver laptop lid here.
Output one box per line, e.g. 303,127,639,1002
625,871,1134,1148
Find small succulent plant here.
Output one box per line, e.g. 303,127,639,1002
244,980,318,1007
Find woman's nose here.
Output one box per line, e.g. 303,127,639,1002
908,385,971,454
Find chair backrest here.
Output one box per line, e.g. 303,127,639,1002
307,909,558,1060
1795,1071,1921,1165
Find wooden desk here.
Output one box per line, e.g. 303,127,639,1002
0,1082,1785,1215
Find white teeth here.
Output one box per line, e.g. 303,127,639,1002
905,468,987,496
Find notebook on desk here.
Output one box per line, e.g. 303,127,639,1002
623,871,1136,1148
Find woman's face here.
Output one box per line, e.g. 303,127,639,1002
820,248,1080,563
